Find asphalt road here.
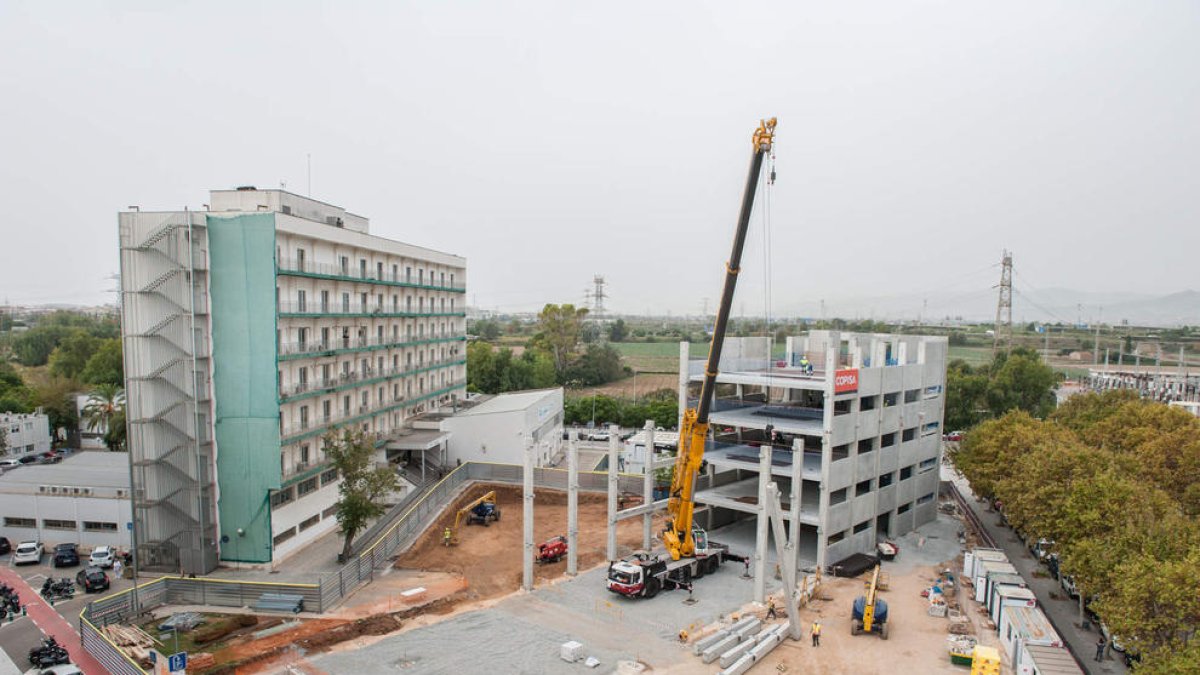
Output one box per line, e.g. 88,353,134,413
0,553,134,673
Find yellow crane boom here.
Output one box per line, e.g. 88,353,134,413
453,490,498,531
663,118,776,561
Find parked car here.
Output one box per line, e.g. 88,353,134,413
88,546,116,568
38,453,62,465
586,431,610,442
943,431,963,442
0,459,21,469
75,567,110,593
0,537,10,555
1045,553,1060,579
17,455,40,465
52,543,80,568
13,541,43,565
1060,574,1079,599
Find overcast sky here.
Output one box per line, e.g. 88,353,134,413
1,1,1197,319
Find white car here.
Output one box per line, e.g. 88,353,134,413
0,459,20,469
89,546,115,568
12,541,43,565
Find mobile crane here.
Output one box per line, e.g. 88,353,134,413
606,117,776,599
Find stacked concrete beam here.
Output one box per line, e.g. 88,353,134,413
717,624,788,675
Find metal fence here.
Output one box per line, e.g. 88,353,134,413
81,460,650,669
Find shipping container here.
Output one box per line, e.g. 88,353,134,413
1017,643,1083,675
989,584,1036,627
1000,605,1063,665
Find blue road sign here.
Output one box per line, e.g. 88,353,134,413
127,522,133,530
168,652,187,672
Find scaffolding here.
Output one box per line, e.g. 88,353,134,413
120,211,219,573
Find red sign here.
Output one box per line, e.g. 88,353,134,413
834,369,859,394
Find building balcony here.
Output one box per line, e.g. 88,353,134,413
278,358,466,402
276,301,465,319
276,258,466,293
277,334,465,361
279,378,466,445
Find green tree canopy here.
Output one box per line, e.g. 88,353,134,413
533,304,588,374
325,427,399,560
80,338,124,386
48,330,102,380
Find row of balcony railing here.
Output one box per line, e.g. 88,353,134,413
279,358,464,400
276,301,464,317
277,333,464,357
279,378,464,439
277,257,466,291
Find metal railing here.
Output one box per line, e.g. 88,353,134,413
278,334,464,358
277,301,465,317
81,461,647,669
277,257,466,292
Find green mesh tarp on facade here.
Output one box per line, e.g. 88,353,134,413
207,213,281,563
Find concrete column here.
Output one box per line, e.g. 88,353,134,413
789,438,803,569
567,430,579,577
816,340,838,571
522,437,534,591
754,442,771,602
607,424,620,562
643,421,655,551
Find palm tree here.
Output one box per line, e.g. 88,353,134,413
82,384,126,451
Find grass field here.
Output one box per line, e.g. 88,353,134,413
610,342,708,373
948,345,993,367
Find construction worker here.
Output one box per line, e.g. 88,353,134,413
678,629,688,643
810,620,821,647
798,355,811,374
1095,635,1106,662
766,598,777,620
443,527,452,546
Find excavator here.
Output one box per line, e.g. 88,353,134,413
606,118,776,599
443,490,501,546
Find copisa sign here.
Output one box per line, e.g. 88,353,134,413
834,369,859,394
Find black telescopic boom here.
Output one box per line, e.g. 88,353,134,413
695,137,771,424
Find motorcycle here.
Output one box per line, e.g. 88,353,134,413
28,637,69,668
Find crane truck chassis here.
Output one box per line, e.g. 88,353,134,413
606,529,747,598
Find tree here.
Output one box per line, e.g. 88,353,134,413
0,426,6,456
0,362,32,414
48,330,102,380
953,411,1074,500
564,344,624,386
12,325,72,366
534,304,588,374
944,360,988,430
325,427,399,560
29,375,79,445
80,339,124,386
1093,548,1200,662
103,409,127,453
82,384,126,451
984,349,1058,419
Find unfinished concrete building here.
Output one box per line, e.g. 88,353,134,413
675,331,948,572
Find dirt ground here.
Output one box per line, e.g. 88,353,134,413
747,558,1004,675
395,483,664,601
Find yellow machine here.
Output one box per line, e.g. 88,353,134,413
852,564,890,639
444,490,500,545
662,118,776,562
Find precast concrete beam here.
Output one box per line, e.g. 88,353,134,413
692,629,731,656
701,635,741,664
733,617,762,640
718,639,756,668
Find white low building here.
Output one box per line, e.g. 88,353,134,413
441,388,564,467
0,412,51,456
0,451,132,550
